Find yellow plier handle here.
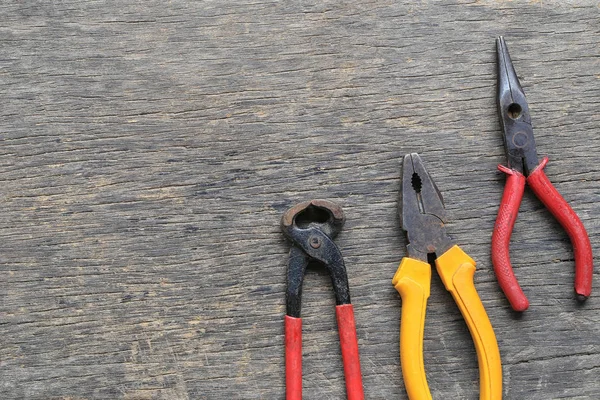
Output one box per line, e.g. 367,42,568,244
393,245,502,400
392,257,432,400
436,245,502,399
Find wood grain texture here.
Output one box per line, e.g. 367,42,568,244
1,1,599,399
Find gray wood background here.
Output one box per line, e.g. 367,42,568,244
1,1,599,399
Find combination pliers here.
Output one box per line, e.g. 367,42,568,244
392,153,502,400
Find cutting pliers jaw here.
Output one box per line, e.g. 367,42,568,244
496,36,539,175
400,153,453,262
281,200,350,318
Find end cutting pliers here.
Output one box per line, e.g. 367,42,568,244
281,200,364,400
492,37,593,312
392,154,502,400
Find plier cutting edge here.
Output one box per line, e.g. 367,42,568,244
492,37,593,312
281,200,364,400
393,154,502,400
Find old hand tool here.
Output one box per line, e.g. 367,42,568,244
492,37,593,312
281,200,364,400
392,154,502,400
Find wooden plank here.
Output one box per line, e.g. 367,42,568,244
1,0,599,398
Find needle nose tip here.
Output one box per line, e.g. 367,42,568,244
496,36,508,57
496,36,514,92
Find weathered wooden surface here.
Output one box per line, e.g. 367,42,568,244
1,1,599,399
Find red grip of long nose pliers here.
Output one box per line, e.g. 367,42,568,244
528,158,593,300
492,158,593,312
336,304,364,400
492,165,529,311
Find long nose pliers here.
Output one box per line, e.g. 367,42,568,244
492,37,594,312
392,154,502,400
281,200,364,400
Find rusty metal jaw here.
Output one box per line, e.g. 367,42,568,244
281,200,351,318
400,153,454,262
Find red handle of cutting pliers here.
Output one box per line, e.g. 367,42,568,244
285,306,364,400
528,157,593,300
285,315,302,400
492,165,530,311
336,304,364,400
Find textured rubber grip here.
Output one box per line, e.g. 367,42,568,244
335,304,365,400
436,246,503,400
491,165,530,311
527,157,593,299
392,257,432,400
285,315,302,400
